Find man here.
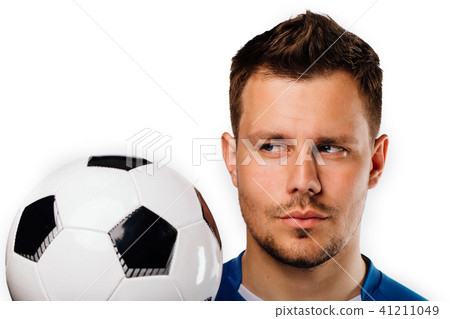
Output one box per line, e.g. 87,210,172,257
216,11,425,301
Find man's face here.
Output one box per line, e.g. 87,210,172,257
224,71,385,268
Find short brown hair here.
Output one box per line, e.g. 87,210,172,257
229,11,382,141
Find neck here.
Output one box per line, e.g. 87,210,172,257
241,230,367,301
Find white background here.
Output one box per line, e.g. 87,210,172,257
0,0,449,302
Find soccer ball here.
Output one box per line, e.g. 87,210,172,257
6,156,222,300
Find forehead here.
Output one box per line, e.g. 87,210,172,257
239,71,369,141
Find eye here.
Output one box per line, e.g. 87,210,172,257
260,143,287,152
317,145,346,153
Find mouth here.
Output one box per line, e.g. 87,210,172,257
278,210,327,229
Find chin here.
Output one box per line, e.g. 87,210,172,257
255,231,344,269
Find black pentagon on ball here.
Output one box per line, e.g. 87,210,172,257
87,155,151,171
109,206,177,277
14,195,61,262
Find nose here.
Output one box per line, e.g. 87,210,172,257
286,157,321,196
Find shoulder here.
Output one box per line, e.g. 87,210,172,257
214,251,246,301
222,252,243,279
375,272,427,301
361,256,427,301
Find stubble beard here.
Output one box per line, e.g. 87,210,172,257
248,227,343,269
240,191,345,270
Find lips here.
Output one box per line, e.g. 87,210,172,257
278,210,327,229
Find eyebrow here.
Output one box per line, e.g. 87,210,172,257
245,130,292,143
314,136,359,145
245,130,359,145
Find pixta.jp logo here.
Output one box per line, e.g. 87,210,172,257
126,128,172,175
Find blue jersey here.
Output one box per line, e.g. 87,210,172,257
215,251,426,301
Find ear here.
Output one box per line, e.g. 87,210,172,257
368,134,389,189
221,132,238,188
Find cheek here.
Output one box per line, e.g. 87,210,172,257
237,145,278,189
238,160,285,197
236,157,286,219
319,160,370,207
